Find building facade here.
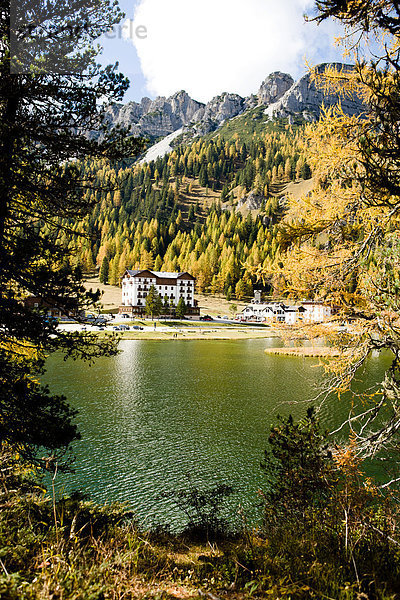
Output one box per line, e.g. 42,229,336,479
240,300,331,325
23,296,83,320
120,269,199,316
301,301,332,323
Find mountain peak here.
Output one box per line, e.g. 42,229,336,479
265,63,362,121
257,72,294,105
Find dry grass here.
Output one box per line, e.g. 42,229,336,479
264,346,340,357
194,294,247,317
284,178,314,201
114,327,278,341
84,276,122,311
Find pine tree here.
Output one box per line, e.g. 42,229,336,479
176,297,186,319
0,0,143,465
145,285,162,319
99,256,110,284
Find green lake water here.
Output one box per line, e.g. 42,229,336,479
44,338,390,529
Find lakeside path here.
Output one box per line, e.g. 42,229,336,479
57,321,282,341
119,327,280,340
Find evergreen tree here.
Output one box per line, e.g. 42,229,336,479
261,409,334,528
176,297,186,319
300,162,312,180
163,294,171,315
0,0,143,466
145,285,162,319
99,256,110,284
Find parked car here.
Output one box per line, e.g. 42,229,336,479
132,325,144,330
222,315,229,320
121,313,131,319
93,318,107,326
200,315,213,321
119,324,130,331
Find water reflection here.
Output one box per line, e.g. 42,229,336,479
44,339,388,529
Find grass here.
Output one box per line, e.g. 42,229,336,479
104,325,278,341
102,331,278,341
264,346,340,357
206,108,307,145
2,452,400,600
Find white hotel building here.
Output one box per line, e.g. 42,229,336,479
120,269,199,316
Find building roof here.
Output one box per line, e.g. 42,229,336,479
152,271,187,279
242,302,306,313
125,269,194,280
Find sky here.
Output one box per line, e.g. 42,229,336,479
98,0,348,104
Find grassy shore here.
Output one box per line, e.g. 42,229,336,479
60,317,283,341
3,450,400,600
264,346,341,358
112,325,280,341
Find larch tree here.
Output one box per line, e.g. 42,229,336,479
254,1,400,468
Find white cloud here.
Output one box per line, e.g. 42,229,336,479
124,0,345,102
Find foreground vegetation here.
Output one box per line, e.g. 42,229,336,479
2,411,400,600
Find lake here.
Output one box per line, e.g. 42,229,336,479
44,338,389,530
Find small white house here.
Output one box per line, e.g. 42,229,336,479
241,299,330,325
241,302,285,322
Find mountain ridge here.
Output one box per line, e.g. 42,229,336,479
105,63,363,145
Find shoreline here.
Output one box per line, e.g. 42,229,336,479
101,327,281,341
264,346,340,357
58,320,285,341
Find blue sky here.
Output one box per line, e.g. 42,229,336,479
98,0,347,104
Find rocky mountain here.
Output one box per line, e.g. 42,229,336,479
192,93,245,135
265,63,363,121
104,91,204,139
256,71,294,106
104,63,364,147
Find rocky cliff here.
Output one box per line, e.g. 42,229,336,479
104,63,364,141
265,63,363,121
257,71,294,106
104,91,205,139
